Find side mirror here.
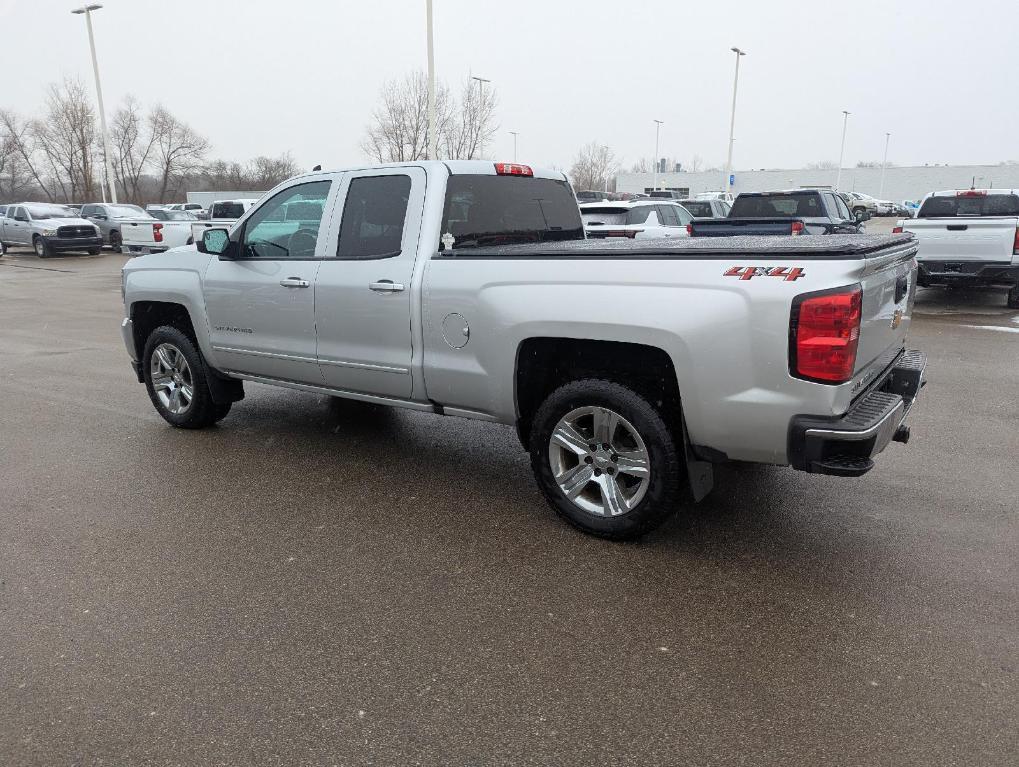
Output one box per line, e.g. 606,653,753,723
855,209,871,223
93,214,108,221
199,228,232,256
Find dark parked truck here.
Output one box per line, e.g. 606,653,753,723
121,161,926,540
896,189,1019,308
689,189,868,237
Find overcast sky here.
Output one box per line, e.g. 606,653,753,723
2,0,1016,173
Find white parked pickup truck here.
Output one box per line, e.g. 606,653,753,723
188,199,258,245
896,189,1019,308
122,209,198,254
121,161,926,540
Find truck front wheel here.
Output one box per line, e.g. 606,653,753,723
528,379,683,540
33,236,53,258
142,326,230,428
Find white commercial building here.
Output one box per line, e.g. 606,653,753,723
615,164,1019,204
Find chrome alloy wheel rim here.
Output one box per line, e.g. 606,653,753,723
150,343,194,415
548,406,651,517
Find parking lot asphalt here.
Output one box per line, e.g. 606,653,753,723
1,236,1017,766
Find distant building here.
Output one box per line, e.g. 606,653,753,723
615,163,1019,202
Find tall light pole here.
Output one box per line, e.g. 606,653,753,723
653,119,663,190
723,47,746,197
835,110,850,191
72,4,116,203
879,132,891,198
426,0,436,160
509,131,519,161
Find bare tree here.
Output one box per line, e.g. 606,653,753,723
570,142,618,191
110,96,159,204
0,109,51,200
247,153,299,188
686,155,703,173
443,76,498,160
361,72,452,163
31,79,99,201
150,105,209,201
806,160,839,170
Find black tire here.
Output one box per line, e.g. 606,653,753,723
0,240,6,256
1008,285,1019,309
529,379,683,540
33,236,53,258
110,230,122,253
142,325,224,429
87,248,101,255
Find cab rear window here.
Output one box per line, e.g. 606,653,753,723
730,193,824,218
442,176,583,249
917,194,1019,217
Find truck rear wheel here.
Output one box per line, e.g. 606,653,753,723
528,379,683,540
142,326,229,429
1008,285,1019,309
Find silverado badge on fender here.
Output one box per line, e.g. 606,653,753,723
724,266,806,281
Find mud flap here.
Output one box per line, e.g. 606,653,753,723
682,417,714,502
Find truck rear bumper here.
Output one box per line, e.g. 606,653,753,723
788,350,926,477
917,260,1019,287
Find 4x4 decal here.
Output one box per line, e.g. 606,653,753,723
724,266,806,281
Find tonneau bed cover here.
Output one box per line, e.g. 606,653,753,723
441,234,917,260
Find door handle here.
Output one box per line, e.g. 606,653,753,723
279,277,310,288
369,280,405,292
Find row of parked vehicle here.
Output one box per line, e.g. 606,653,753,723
0,199,258,257
576,185,1019,307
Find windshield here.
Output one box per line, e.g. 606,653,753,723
917,194,1019,217
441,175,584,249
25,204,76,219
109,205,148,218
730,193,825,218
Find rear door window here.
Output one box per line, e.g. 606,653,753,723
337,175,412,259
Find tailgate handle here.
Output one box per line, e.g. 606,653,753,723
895,275,908,303
946,224,968,231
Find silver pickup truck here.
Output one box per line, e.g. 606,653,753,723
121,161,926,539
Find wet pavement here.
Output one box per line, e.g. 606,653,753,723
1,247,1016,766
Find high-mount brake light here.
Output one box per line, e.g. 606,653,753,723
790,286,863,384
494,162,533,177
153,223,164,243
957,190,987,197
791,221,805,236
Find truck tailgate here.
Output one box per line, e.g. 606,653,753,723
121,220,157,246
851,243,918,392
905,217,1018,262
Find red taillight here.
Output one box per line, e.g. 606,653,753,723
791,287,862,384
686,224,693,235
1013,227,1019,255
153,223,163,243
494,162,533,176
790,221,804,236
892,225,903,234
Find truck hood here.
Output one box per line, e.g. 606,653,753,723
34,216,95,227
